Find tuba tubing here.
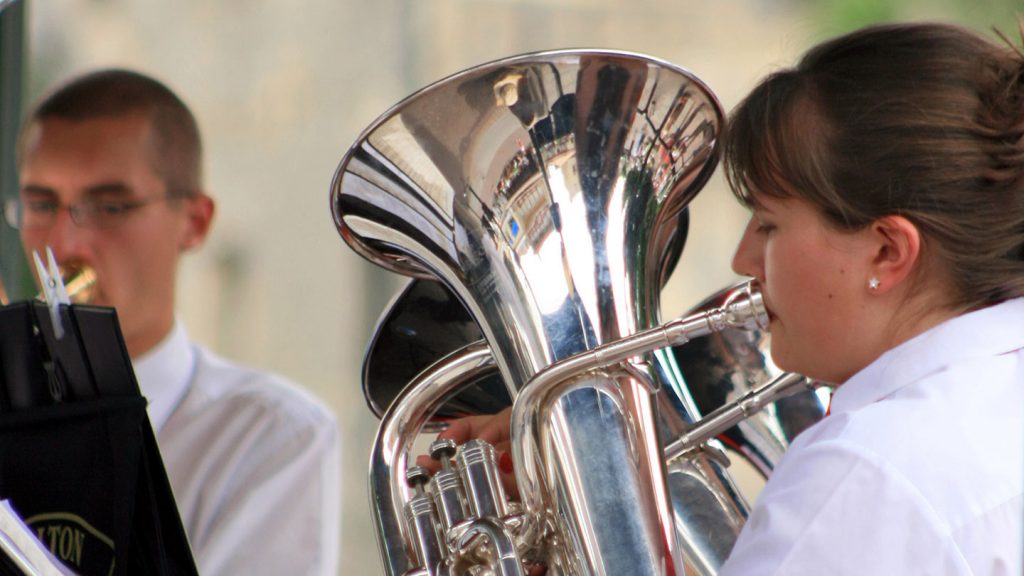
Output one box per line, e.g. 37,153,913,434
369,341,497,576
509,281,768,545
372,282,786,575
664,372,822,461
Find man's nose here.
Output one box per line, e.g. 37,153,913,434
40,208,90,262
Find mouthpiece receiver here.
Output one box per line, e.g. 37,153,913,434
717,280,769,333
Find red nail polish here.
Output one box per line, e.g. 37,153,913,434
498,451,514,474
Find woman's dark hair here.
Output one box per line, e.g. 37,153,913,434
724,22,1024,308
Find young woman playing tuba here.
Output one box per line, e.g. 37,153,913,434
434,21,1024,575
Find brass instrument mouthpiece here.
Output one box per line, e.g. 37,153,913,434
36,265,97,304
64,265,97,304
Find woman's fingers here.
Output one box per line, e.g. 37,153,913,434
414,407,518,490
437,407,513,445
414,453,440,473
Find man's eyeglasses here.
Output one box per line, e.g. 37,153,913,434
3,196,173,230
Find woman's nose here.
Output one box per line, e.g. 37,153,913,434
731,218,763,280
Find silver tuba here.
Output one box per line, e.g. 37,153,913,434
331,50,826,576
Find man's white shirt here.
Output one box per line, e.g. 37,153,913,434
134,321,341,576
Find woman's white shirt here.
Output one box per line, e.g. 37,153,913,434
721,298,1024,575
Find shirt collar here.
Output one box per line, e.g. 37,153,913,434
132,319,196,432
830,298,1024,415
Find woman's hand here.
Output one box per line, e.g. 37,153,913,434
415,406,547,574
415,406,516,494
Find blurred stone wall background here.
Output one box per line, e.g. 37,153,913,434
5,0,1017,572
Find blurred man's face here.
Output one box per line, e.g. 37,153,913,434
18,114,211,357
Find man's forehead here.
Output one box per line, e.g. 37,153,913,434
19,115,163,191
29,113,155,148
21,181,137,199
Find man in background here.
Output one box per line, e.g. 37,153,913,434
6,68,340,575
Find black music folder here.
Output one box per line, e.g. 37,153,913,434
0,300,198,576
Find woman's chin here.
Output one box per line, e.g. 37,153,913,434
768,340,802,375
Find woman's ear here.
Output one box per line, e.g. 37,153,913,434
868,215,921,293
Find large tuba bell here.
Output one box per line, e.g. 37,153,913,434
331,50,825,575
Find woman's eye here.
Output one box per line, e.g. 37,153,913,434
755,222,775,234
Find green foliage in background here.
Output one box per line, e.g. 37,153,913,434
807,0,1020,40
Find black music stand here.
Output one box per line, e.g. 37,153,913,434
0,300,198,576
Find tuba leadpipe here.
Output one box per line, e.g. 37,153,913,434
664,372,822,461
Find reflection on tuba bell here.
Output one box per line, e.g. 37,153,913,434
331,50,826,576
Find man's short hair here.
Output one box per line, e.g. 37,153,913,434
18,68,203,195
